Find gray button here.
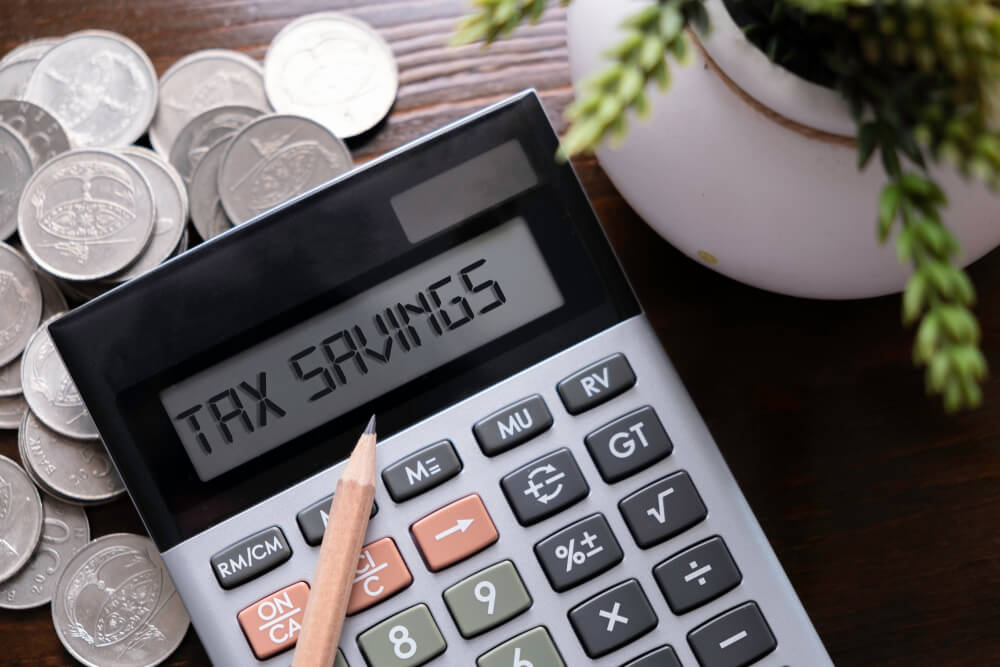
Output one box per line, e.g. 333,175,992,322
357,603,447,667
584,406,672,483
500,448,589,525
335,649,349,667
654,536,742,614
443,560,532,638
534,513,623,592
619,471,707,548
477,626,565,667
210,526,291,589
382,440,462,502
557,353,635,414
568,578,658,658
473,394,553,456
623,645,682,667
297,494,378,547
688,602,776,667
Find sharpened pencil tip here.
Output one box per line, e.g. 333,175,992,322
364,414,376,435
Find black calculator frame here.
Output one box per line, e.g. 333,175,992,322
51,92,641,551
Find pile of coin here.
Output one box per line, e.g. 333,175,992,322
0,10,398,665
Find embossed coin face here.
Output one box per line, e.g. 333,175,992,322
0,58,38,99
189,138,234,241
0,393,27,429
18,149,156,280
168,104,264,184
23,30,157,148
110,147,189,282
0,99,71,168
0,495,89,608
0,243,43,365
218,114,352,224
19,410,125,503
150,49,270,157
20,319,99,440
0,124,34,241
53,533,190,667
0,38,60,67
0,455,44,584
265,12,398,138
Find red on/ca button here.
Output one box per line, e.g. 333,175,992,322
237,581,309,659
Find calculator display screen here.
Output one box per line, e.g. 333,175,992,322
160,217,563,481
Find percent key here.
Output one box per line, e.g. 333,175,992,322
535,514,623,592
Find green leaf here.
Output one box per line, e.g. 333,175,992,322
624,4,661,29
903,272,929,324
896,225,916,263
878,184,900,241
604,31,643,60
659,7,685,42
618,65,644,104
914,310,941,362
671,33,689,63
858,122,879,169
927,349,952,393
639,33,667,71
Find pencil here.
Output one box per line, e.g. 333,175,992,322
292,415,377,667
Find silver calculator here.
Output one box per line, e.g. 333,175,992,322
53,91,834,667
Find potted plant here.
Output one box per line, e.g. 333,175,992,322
454,0,997,411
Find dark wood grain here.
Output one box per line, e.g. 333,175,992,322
1,1,998,665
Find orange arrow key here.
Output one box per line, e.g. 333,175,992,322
411,494,499,571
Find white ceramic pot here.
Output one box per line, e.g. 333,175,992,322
567,0,1000,299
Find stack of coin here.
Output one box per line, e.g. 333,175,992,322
0,10,398,664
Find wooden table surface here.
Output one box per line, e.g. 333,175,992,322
1,1,998,665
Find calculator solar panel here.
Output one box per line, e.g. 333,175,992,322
51,91,833,666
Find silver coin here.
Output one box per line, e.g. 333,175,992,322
0,356,20,397
172,228,189,255
265,12,398,138
0,123,33,241
0,393,27,429
18,149,156,280
0,242,43,365
20,318,99,440
189,138,234,240
19,409,125,503
150,49,270,157
218,113,352,224
0,38,60,67
0,455,44,584
168,104,264,184
0,495,89,609
52,533,190,667
108,147,190,283
36,268,69,319
23,30,157,148
0,58,38,99
0,99,71,168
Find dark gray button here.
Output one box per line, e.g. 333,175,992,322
619,471,706,548
297,494,378,547
584,406,672,483
688,602,776,667
568,579,657,658
473,394,553,456
557,353,635,414
534,513,623,592
500,448,589,525
357,603,447,667
382,440,462,502
654,536,742,614
623,645,682,667
210,526,291,589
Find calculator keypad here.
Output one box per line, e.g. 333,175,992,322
357,603,446,667
534,513,623,592
654,536,742,614
442,560,532,637
473,394,553,456
210,526,291,589
568,578,658,658
618,471,708,548
410,494,498,571
348,538,413,615
557,353,636,414
500,447,589,525
584,406,673,483
236,581,309,659
687,602,777,667
382,440,462,502
477,626,565,667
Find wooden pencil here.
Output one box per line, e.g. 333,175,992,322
292,415,377,667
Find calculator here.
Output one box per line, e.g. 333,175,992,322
52,91,833,667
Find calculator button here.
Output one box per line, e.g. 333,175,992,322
298,495,378,547
236,581,309,659
348,537,413,615
623,645,683,667
557,353,636,414
335,650,349,667
382,440,462,502
443,560,532,638
500,448,589,525
534,513,623,591
477,626,565,667
585,406,672,483
411,494,498,571
654,536,742,614
473,394,553,456
568,578,658,658
211,526,291,589
618,471,707,548
358,603,447,667
688,602,777,667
